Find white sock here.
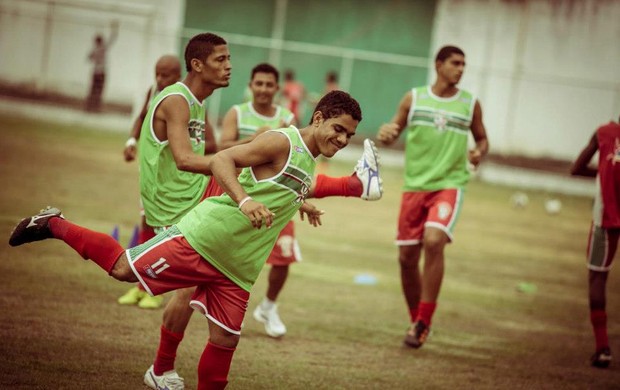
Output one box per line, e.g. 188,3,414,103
261,297,276,310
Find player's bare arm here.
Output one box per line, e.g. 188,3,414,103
571,132,598,177
154,94,213,175
210,131,289,229
203,112,217,155
468,100,489,167
377,91,412,145
219,107,243,150
123,88,152,162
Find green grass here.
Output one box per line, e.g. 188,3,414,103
0,114,618,389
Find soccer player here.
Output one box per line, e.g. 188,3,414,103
281,69,306,124
9,90,363,390
377,45,489,348
219,62,382,338
119,54,182,309
571,116,620,368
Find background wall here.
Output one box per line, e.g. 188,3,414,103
0,0,184,113
0,0,618,161
433,0,620,160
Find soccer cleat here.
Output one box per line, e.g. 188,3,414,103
138,294,164,309
354,139,383,201
253,304,287,338
403,320,430,349
117,286,146,305
591,347,612,368
144,365,185,390
9,206,64,247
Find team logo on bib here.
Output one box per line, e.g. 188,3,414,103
434,112,448,131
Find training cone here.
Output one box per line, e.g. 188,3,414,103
127,225,139,248
110,225,119,242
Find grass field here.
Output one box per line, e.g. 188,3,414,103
0,113,619,389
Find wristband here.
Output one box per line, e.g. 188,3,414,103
125,137,137,148
238,196,252,209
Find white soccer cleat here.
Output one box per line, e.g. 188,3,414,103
355,139,383,201
144,365,185,390
253,304,287,338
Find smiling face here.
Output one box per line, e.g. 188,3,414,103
312,112,358,157
249,71,279,105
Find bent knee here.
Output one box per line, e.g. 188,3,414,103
109,255,137,282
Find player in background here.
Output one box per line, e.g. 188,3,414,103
9,90,363,389
119,54,182,309
377,45,488,349
571,116,620,368
281,69,306,125
219,62,383,338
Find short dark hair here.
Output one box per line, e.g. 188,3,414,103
251,63,279,83
435,45,465,62
311,90,362,124
184,33,227,72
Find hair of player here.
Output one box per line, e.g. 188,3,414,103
310,90,362,124
184,33,227,72
251,63,279,83
435,45,465,62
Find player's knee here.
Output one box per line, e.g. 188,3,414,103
398,246,420,268
109,255,137,282
210,331,240,349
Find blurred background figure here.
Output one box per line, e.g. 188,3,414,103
85,20,119,112
280,69,306,124
323,71,339,95
570,116,620,369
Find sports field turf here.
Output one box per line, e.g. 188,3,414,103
0,113,618,389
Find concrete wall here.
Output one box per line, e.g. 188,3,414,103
0,0,184,111
432,0,620,160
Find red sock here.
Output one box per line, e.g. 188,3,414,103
416,301,437,326
590,309,608,350
49,218,124,274
312,174,362,198
197,342,235,390
138,225,156,245
153,326,185,375
408,307,419,324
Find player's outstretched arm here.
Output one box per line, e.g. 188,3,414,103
468,100,489,167
123,88,152,162
211,131,289,229
571,132,598,177
377,91,411,145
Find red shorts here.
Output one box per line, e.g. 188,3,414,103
267,221,302,266
125,226,249,335
587,223,620,272
202,177,225,200
396,188,464,246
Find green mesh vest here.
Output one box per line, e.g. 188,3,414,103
177,126,316,291
403,86,475,191
139,82,209,227
234,102,294,140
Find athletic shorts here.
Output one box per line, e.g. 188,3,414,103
396,188,463,246
126,226,249,335
587,223,620,272
202,177,225,199
267,221,302,266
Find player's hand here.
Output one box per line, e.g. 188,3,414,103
123,145,137,162
239,199,275,229
377,123,400,145
298,201,324,227
468,148,483,167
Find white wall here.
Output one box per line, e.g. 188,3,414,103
0,0,185,109
432,0,620,160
